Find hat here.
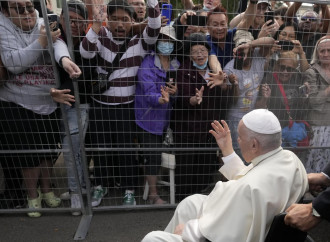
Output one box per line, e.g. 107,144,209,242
242,109,281,134
159,26,183,51
66,0,88,20
107,0,134,19
257,0,270,6
185,33,210,53
234,30,254,48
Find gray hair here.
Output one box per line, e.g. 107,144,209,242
245,128,282,151
311,36,330,65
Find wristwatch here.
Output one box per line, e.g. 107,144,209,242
312,207,321,218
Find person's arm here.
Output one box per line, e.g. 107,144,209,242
0,24,60,74
320,4,330,34
209,55,222,73
255,82,271,109
141,0,161,49
291,40,310,71
237,0,257,30
181,0,194,10
229,13,245,29
234,37,275,58
284,2,302,23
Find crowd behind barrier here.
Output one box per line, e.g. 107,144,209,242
0,0,329,237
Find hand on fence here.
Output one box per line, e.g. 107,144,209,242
50,88,75,106
159,86,169,104
62,57,82,79
209,120,234,157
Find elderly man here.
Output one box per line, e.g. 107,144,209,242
285,162,330,231
142,109,308,242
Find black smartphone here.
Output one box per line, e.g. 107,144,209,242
47,14,59,31
166,70,176,87
298,85,307,95
234,50,244,70
264,11,274,26
187,15,207,26
278,40,294,51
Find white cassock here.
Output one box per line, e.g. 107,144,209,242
142,147,308,242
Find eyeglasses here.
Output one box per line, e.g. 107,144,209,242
191,49,208,56
69,19,85,27
300,16,318,22
279,65,296,72
9,5,35,15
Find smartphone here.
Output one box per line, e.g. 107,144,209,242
298,85,307,95
264,11,274,25
187,15,207,26
166,70,176,87
47,14,59,31
278,40,294,51
234,50,244,70
161,3,172,25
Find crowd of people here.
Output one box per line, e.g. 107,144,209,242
0,1,329,238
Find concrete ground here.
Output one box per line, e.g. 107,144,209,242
0,209,329,242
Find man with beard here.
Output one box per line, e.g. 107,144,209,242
206,5,237,69
80,0,161,207
285,2,330,62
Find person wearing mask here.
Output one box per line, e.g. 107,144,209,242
135,25,182,204
142,109,308,242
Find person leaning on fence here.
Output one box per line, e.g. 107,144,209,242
50,0,93,216
135,25,182,205
0,0,62,217
223,30,274,155
142,109,308,242
303,35,330,174
285,162,330,231
170,33,238,199
206,5,237,69
80,0,161,207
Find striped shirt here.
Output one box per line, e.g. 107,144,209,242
80,0,161,105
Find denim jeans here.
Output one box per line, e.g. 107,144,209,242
62,104,89,192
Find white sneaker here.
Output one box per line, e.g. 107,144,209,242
60,188,87,200
91,185,108,207
71,194,82,216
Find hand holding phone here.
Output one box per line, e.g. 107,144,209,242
278,40,294,51
234,50,244,70
161,4,172,25
298,85,308,96
264,11,274,26
48,14,59,31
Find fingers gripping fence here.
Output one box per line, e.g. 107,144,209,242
0,0,330,240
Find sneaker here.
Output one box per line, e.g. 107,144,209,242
71,194,82,216
91,185,108,207
123,190,136,206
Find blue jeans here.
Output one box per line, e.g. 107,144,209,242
62,104,89,192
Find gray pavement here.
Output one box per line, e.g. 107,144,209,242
0,209,330,242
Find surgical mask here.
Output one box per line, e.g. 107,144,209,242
157,41,174,55
193,59,208,70
203,6,210,11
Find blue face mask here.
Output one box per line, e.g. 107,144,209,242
157,41,174,55
203,6,210,11
193,59,208,70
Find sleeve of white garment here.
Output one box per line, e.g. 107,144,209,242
181,219,204,242
53,38,70,64
220,152,250,180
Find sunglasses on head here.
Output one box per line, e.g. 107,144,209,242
300,16,317,22
279,65,296,72
10,5,35,15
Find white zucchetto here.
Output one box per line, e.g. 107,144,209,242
242,109,281,134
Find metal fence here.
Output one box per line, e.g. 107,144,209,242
0,0,330,240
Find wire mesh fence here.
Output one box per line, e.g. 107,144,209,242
0,0,329,230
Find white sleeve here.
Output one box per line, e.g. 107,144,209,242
181,219,204,242
220,152,250,180
53,38,70,64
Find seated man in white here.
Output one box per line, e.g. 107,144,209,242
142,109,308,242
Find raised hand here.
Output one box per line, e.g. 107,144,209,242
206,70,225,89
92,0,107,23
195,86,204,105
209,120,234,156
166,82,177,96
159,85,169,104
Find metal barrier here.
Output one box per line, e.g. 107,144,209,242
0,0,330,240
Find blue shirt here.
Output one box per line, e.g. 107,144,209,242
207,28,237,68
